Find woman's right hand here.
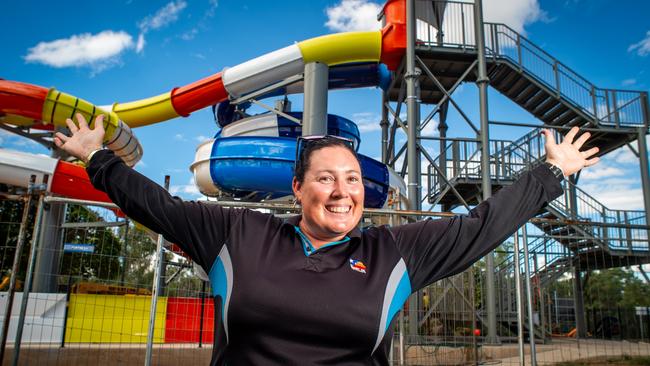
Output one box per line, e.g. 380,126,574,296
54,113,106,163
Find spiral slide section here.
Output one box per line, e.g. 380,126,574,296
191,112,408,209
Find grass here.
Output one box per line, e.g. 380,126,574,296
554,355,650,365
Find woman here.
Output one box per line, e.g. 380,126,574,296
55,113,598,365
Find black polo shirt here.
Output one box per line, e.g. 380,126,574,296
88,150,562,365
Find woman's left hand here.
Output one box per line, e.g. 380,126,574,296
542,127,600,177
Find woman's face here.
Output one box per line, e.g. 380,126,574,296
292,146,364,241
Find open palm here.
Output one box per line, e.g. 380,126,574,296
53,113,106,163
543,127,600,177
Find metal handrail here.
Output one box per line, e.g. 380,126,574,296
415,1,649,129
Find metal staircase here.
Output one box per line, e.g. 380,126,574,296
388,5,649,154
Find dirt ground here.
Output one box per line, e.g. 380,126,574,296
554,355,650,365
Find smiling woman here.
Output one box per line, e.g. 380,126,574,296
52,112,599,365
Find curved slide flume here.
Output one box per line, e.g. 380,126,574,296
191,112,408,209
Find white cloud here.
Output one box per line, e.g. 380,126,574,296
135,33,145,53
174,133,187,141
353,112,382,132
608,146,638,165
181,28,199,40
628,30,650,56
195,135,212,143
137,0,187,53
134,160,147,169
482,0,547,34
325,0,382,32
170,177,202,197
24,31,134,69
138,0,187,33
580,165,625,180
622,78,637,86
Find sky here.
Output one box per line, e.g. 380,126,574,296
1,0,649,213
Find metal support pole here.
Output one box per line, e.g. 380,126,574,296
0,176,35,363
145,176,171,366
513,231,525,366
33,145,67,293
302,62,329,136
522,225,537,366
121,219,129,287
381,92,390,165
534,255,547,344
12,193,46,366
572,266,587,338
406,0,421,339
637,128,650,233
474,0,498,345
199,280,206,348
32,202,65,292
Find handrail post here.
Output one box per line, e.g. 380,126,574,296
516,33,522,68
611,92,620,128
553,61,561,97
641,92,650,131
591,86,599,124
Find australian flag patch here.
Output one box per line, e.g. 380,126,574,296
349,259,367,274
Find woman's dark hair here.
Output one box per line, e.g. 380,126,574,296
294,136,360,183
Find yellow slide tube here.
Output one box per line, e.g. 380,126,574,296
298,31,382,66
42,89,121,144
111,92,179,128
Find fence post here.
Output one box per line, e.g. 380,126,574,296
145,175,171,366
12,189,47,366
199,280,206,348
0,175,36,363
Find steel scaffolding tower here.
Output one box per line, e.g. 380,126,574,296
382,0,650,345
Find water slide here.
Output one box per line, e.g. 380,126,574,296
0,0,407,208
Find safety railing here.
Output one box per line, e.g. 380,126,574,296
428,136,648,253
415,1,650,129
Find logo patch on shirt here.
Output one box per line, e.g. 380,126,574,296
349,259,367,274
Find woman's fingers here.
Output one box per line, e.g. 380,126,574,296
542,129,556,147
574,131,590,149
94,114,105,132
54,131,69,143
76,113,89,130
563,126,579,145
581,146,599,159
585,157,600,167
65,118,79,133
53,135,65,148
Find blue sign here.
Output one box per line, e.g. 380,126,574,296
64,243,95,253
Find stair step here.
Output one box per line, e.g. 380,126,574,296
554,109,579,125
532,97,562,117
505,77,530,98
524,90,552,111
514,84,541,105
495,70,521,91
543,104,570,122
489,66,512,85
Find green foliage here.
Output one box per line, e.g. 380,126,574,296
584,268,650,309
59,205,123,281
0,198,35,279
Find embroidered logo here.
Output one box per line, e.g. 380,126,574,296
349,259,367,274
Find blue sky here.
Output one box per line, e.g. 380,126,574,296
1,0,649,211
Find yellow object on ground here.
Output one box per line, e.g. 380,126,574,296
111,92,179,127
64,294,167,343
298,31,382,66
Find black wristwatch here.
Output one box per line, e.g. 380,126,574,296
544,162,565,182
